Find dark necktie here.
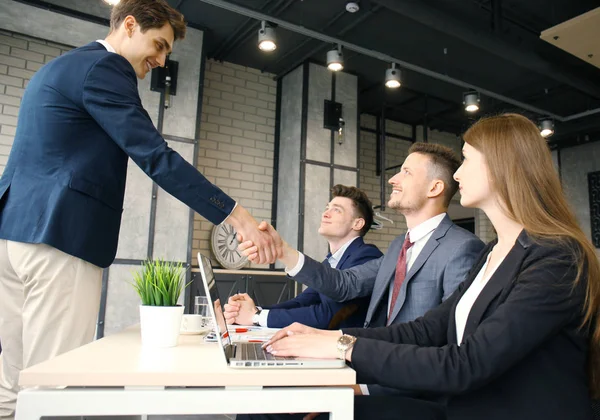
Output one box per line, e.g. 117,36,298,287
388,233,413,323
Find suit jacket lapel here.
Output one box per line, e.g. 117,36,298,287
337,237,363,270
385,215,454,324
365,236,403,323
459,230,530,342
403,215,454,284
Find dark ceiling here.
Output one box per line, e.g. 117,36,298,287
24,0,600,147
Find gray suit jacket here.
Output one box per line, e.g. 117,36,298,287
292,215,485,394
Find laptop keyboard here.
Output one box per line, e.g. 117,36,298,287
238,342,292,361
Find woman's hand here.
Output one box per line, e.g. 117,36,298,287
263,322,341,348
265,333,340,359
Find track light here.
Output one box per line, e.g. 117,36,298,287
385,63,401,88
539,119,555,138
327,45,344,71
103,0,120,5
463,91,480,113
258,21,277,52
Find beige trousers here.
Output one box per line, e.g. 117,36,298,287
0,240,102,420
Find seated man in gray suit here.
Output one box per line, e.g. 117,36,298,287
238,142,485,400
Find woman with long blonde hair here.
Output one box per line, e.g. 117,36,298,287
239,113,600,420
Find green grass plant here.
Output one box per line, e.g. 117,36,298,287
132,260,190,306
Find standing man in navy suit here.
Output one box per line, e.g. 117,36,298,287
224,185,382,330
0,1,280,418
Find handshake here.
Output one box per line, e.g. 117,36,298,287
234,217,300,268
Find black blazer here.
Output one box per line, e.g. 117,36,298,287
344,230,593,420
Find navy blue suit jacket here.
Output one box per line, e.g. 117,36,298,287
265,237,382,329
0,42,235,267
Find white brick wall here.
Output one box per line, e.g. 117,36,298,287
0,30,71,175
192,60,277,268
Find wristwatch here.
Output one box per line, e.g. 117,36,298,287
336,334,357,360
252,306,263,326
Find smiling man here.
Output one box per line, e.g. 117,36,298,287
224,185,382,330
0,1,282,418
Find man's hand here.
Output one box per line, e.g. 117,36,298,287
226,205,283,264
238,221,300,269
223,293,256,325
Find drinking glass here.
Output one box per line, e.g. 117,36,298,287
194,296,210,327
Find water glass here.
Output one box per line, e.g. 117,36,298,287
194,296,210,327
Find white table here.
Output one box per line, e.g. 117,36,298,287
16,326,355,419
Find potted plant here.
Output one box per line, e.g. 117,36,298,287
132,259,190,348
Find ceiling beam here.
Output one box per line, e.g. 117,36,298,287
262,8,348,73
209,0,285,60
371,0,600,100
274,5,382,79
196,0,600,122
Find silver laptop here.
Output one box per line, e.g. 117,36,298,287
197,252,345,369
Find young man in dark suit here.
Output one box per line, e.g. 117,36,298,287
0,1,280,417
224,185,382,330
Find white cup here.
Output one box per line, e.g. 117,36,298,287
180,314,204,334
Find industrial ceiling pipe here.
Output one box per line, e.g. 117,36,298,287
197,0,600,122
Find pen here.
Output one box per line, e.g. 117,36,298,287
228,327,259,333
232,328,249,333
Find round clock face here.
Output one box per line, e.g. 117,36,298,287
210,223,248,270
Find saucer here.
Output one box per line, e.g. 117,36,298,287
180,326,212,335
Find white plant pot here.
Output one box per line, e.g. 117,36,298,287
139,305,184,348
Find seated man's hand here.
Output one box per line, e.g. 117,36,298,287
237,220,284,263
223,293,257,325
239,222,300,269
227,206,283,264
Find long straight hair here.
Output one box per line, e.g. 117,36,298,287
463,113,600,398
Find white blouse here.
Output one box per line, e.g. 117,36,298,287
455,249,505,344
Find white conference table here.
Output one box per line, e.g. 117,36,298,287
16,326,355,419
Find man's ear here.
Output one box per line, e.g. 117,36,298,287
427,179,445,199
123,15,137,36
353,218,366,232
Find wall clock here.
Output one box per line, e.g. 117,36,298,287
210,222,249,269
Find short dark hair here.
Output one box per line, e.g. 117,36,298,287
408,142,461,207
331,184,374,237
110,0,187,41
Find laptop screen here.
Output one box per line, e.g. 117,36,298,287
197,253,232,351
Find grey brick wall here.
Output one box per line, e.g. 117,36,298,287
0,30,71,175
193,60,277,268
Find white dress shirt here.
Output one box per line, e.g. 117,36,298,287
455,248,504,344
95,39,116,53
258,236,361,327
327,236,360,269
